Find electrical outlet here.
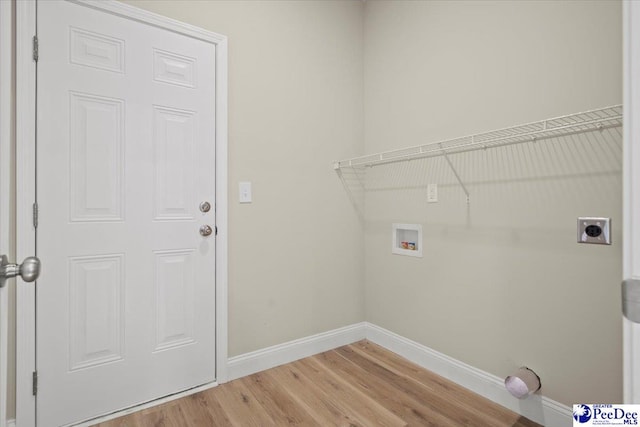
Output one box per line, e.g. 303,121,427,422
577,217,611,245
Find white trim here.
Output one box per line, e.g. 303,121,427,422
16,0,229,424
364,323,571,427
6,421,14,427
227,323,368,381
623,0,640,404
15,1,37,426
67,0,225,44
0,1,12,426
215,35,229,385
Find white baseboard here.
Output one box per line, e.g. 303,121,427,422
227,322,367,381
7,420,14,427
364,322,571,427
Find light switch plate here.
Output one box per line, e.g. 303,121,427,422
577,217,611,245
427,184,438,203
239,182,252,203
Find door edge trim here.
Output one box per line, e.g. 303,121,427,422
15,0,37,424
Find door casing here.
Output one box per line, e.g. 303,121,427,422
624,0,640,404
14,1,228,424
0,1,13,426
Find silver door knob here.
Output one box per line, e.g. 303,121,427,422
0,254,41,288
199,201,212,213
200,225,213,237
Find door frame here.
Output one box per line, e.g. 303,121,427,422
15,1,228,425
0,1,13,426
624,0,640,404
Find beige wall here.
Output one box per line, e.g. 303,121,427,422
363,0,622,406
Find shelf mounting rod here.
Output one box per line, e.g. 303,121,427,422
441,147,470,204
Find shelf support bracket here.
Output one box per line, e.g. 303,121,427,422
441,149,470,203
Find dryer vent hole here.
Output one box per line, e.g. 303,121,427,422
585,224,603,238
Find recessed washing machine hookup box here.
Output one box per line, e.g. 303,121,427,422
392,223,423,257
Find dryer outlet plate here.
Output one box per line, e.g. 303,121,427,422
578,217,611,245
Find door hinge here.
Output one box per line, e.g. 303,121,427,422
32,371,38,396
32,202,38,229
32,35,38,62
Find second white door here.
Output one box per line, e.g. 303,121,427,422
36,1,217,425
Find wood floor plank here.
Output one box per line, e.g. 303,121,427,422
260,366,341,426
291,359,406,427
163,404,191,427
264,361,369,426
273,361,390,426
135,407,180,427
92,340,542,427
169,392,218,427
237,371,321,425
211,377,276,426
186,388,235,426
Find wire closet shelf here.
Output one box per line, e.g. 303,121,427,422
333,105,623,171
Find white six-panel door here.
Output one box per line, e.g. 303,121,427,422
37,1,217,425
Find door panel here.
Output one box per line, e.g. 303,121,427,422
153,249,196,351
69,92,125,222
153,105,196,220
68,254,124,371
37,1,216,425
